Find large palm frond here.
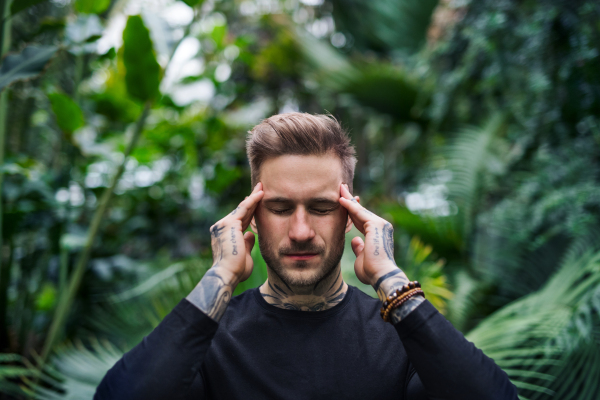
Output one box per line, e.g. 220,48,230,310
0,353,39,398
292,25,427,123
329,0,439,54
442,113,507,240
467,250,600,399
36,340,123,400
88,258,211,348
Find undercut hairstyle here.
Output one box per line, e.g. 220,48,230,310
246,112,357,192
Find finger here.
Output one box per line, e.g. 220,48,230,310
351,236,364,257
340,183,353,200
339,195,374,225
231,184,264,220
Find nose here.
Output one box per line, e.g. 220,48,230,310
288,207,315,243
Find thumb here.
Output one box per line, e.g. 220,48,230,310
244,231,256,255
351,236,369,285
351,236,365,257
241,231,256,281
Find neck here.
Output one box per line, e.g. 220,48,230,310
259,266,348,311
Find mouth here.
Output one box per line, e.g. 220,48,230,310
284,253,319,261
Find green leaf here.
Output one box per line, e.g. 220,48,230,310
48,92,85,134
0,46,57,91
74,0,110,14
122,15,161,102
10,0,47,16
36,283,57,311
180,0,204,7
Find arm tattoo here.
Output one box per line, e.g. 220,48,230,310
382,223,395,263
390,296,425,324
375,269,409,303
186,268,234,322
373,269,402,293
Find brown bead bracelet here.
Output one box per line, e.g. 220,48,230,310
380,289,424,322
379,281,425,322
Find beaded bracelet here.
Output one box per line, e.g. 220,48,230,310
379,281,425,322
381,289,424,322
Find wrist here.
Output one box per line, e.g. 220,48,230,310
186,265,239,322
371,267,410,302
212,265,241,289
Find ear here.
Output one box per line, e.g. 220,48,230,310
250,216,258,233
344,196,359,233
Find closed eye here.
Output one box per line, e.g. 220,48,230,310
269,208,292,215
311,208,336,215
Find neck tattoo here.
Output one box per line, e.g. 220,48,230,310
259,268,348,312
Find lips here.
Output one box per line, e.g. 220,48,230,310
284,253,319,260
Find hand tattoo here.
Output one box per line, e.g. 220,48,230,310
373,227,380,256
230,227,238,255
382,223,395,263
210,224,225,262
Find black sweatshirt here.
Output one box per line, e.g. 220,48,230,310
94,285,518,399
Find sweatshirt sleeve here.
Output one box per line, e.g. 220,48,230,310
394,300,518,400
94,299,218,400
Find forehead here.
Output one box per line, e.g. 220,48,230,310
260,154,343,201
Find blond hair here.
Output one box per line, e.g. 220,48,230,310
246,112,357,192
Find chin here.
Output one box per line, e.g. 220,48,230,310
272,258,337,288
280,268,324,287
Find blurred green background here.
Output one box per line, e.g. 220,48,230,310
0,0,599,398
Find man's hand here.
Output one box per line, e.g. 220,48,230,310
338,183,400,286
339,184,424,323
187,183,264,321
209,182,264,283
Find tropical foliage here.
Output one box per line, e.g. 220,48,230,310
0,0,599,398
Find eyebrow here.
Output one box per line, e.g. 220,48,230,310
263,197,340,206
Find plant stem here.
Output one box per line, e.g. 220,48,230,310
39,8,201,365
0,0,11,352
40,101,151,364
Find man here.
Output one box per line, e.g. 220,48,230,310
95,113,518,399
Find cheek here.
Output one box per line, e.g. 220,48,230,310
313,213,346,239
255,207,285,235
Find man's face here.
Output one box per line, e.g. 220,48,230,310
252,154,352,288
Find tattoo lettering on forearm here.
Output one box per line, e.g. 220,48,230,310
390,296,425,324
186,268,233,322
382,223,395,263
373,227,380,256
230,227,238,255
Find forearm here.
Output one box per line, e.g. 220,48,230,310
95,299,218,400
396,301,518,400
186,266,239,322
373,268,425,324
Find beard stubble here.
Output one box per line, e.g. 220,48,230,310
258,226,346,289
